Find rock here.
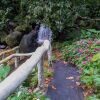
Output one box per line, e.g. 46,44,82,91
14,24,31,34
6,31,24,47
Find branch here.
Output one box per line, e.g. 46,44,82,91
78,16,100,21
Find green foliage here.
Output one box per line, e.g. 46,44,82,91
23,67,53,87
0,31,7,42
61,29,100,98
0,8,10,31
8,67,53,99
86,95,100,100
44,68,53,78
8,86,50,100
81,29,100,39
92,53,100,61
0,0,100,39
14,24,31,33
0,64,10,81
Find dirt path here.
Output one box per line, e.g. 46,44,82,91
46,60,84,100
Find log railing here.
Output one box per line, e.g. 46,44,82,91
0,40,50,100
0,52,33,68
0,46,19,60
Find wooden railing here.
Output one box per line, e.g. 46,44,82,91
0,46,20,67
0,46,19,59
0,40,50,100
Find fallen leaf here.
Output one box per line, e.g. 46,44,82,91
50,77,53,80
45,78,52,84
75,76,80,81
51,85,56,90
28,89,32,93
66,76,74,80
63,61,67,64
76,82,80,86
45,81,49,84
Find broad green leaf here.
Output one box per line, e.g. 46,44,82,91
0,65,10,79
92,53,100,62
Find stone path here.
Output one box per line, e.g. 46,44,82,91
46,60,84,100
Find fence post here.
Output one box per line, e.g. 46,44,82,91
14,57,18,68
37,54,44,90
48,44,52,65
14,48,19,68
2,54,5,60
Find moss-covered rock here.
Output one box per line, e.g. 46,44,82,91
6,31,23,47
0,32,8,42
14,24,31,34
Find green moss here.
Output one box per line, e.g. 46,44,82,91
0,31,7,42
5,31,23,47
14,24,31,33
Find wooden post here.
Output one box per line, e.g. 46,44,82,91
14,57,18,68
37,55,44,90
2,54,5,60
14,48,19,68
48,44,52,66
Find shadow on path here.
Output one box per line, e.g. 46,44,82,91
46,60,84,100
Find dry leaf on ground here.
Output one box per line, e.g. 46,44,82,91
66,76,74,80
63,61,67,64
76,82,81,86
51,85,56,90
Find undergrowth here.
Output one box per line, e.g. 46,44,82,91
61,29,100,99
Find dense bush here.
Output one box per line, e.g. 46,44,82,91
0,0,100,40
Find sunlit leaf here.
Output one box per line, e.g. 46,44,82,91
92,53,100,62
